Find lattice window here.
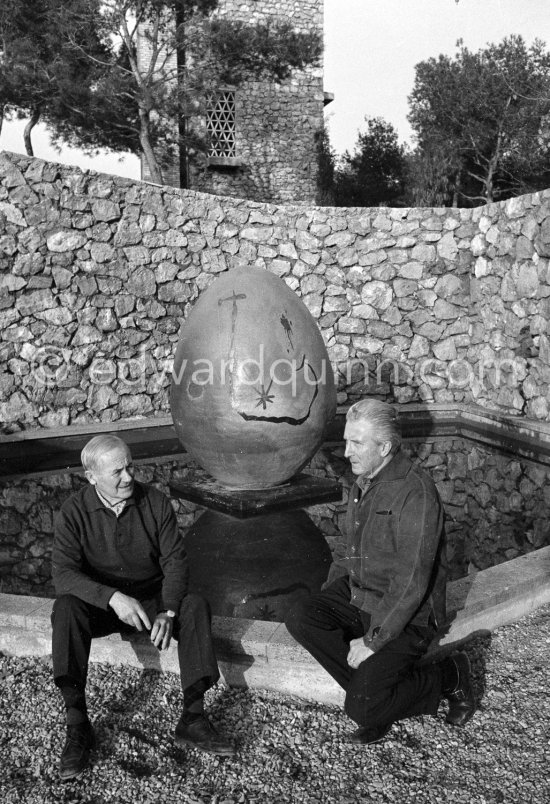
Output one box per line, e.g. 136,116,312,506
206,90,236,158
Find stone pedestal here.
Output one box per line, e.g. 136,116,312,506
169,474,342,621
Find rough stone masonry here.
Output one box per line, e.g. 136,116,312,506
1,151,550,593
1,151,550,430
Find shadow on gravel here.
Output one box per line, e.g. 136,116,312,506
462,630,493,706
208,683,256,752
117,757,157,778
100,668,160,717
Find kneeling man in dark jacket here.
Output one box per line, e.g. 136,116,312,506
286,399,476,744
51,434,234,780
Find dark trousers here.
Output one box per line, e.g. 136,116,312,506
51,592,220,705
285,577,442,729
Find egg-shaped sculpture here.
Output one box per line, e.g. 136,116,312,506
170,267,336,489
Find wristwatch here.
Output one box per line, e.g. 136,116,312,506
159,609,176,618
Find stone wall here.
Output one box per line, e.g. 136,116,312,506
190,72,324,205
190,0,324,203
139,0,324,203
2,437,548,597
1,152,550,431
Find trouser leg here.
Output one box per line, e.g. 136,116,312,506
51,594,120,719
344,626,442,728
285,577,364,690
172,593,220,694
285,578,443,729
52,592,220,719
132,593,220,710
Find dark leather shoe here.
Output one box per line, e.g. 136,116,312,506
175,715,235,757
444,652,477,726
349,722,392,745
59,721,96,781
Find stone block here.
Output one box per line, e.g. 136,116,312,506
411,243,436,263
393,278,417,297
360,281,392,311
432,337,457,361
437,232,458,260
90,242,115,263
128,267,156,296
516,235,534,260
415,322,444,341
114,220,143,247
301,274,325,294
91,199,120,221
353,335,384,354
325,231,355,249
71,324,103,346
433,299,461,320
323,296,349,313
434,274,463,298
124,246,151,266
516,264,539,298
295,230,321,251
0,275,26,292
399,261,423,279
336,246,358,268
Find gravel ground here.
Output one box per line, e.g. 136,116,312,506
1,605,550,804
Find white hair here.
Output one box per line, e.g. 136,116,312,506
81,435,130,472
346,399,401,451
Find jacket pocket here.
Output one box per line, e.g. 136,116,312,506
369,512,398,552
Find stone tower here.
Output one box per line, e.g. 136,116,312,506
139,0,327,205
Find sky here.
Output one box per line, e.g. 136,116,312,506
0,0,548,176
324,0,550,155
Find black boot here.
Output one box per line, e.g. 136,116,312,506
442,652,477,726
348,722,392,745
59,720,96,780
175,713,235,757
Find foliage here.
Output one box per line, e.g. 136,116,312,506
0,0,106,155
210,18,322,84
403,143,461,207
315,125,336,206
334,117,407,207
1,0,322,184
408,35,550,205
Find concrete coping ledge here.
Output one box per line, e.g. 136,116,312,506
3,402,550,480
1,545,550,705
2,402,550,445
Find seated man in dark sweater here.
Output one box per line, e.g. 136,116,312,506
51,434,233,781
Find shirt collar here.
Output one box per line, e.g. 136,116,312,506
355,449,411,491
84,482,139,513
95,488,127,517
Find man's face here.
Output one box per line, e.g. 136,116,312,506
344,419,390,478
86,445,135,502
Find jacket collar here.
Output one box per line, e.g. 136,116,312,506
355,449,411,491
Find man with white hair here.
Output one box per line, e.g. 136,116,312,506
286,399,476,744
51,434,233,780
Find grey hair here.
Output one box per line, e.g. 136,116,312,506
346,399,401,451
81,435,130,472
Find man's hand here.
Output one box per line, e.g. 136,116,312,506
150,613,173,650
109,591,151,631
347,637,374,669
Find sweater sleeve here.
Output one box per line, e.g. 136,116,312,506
363,480,443,651
157,496,189,612
52,503,118,610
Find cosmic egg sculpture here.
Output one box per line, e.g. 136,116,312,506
170,267,336,489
